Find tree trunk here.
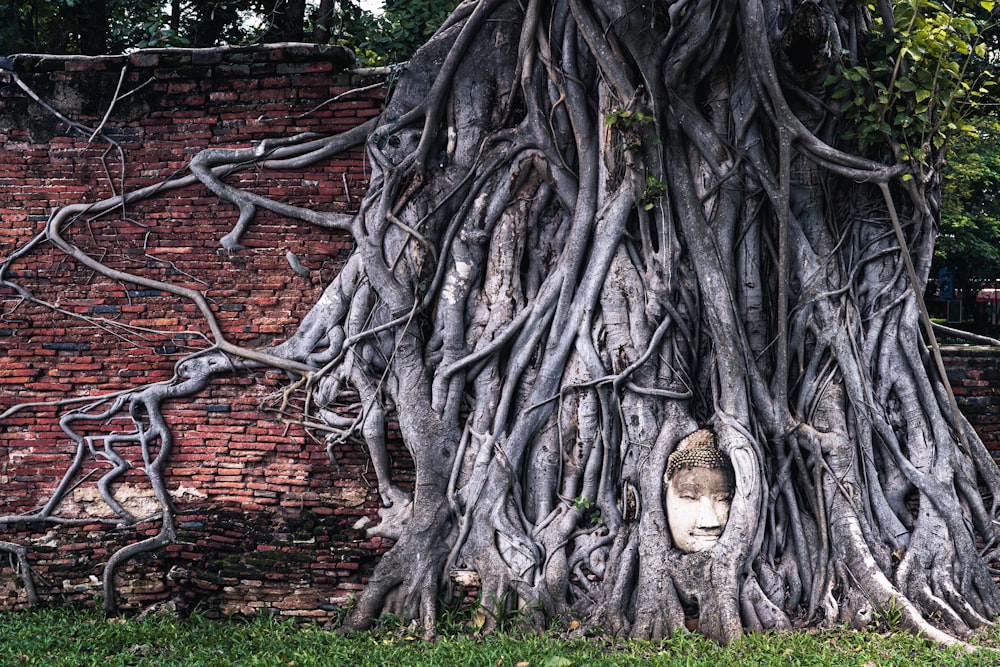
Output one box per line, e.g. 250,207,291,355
73,0,108,55
311,0,337,43
5,0,1000,647
264,0,306,43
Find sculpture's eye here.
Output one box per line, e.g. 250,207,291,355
674,483,703,500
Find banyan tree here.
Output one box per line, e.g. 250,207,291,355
2,0,1000,647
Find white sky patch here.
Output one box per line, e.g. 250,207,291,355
237,1,385,34
359,0,386,14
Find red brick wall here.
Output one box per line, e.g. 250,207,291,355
943,346,1000,458
0,46,406,618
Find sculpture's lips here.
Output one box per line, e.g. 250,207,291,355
689,530,723,538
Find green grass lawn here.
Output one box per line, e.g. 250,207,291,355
0,607,996,666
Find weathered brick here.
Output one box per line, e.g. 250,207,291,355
0,47,401,620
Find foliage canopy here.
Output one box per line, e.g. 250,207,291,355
0,0,457,65
937,114,1000,288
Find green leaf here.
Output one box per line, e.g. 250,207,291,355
981,1,994,11
544,658,573,667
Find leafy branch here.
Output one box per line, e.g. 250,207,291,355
830,0,997,164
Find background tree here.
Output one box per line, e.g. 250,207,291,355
0,0,249,52
262,0,307,42
1,0,113,54
3,0,1000,649
358,0,460,64
936,116,1000,292
931,3,1000,299
0,0,456,64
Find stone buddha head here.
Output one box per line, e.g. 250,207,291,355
664,429,735,553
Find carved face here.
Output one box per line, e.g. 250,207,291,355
665,466,733,553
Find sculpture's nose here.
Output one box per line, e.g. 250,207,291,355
696,496,722,530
